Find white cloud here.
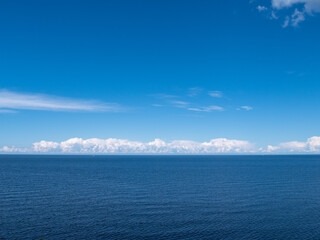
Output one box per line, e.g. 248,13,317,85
151,93,178,99
208,91,223,98
0,146,28,153
266,145,280,152
257,5,268,11
151,104,163,107
272,0,320,13
291,8,306,26
151,91,227,112
188,105,224,112
307,136,320,151
282,16,290,27
0,89,120,112
170,100,189,108
188,87,202,97
3,136,320,154
33,141,60,152
256,0,320,26
266,136,320,153
237,106,253,111
0,137,254,154
271,11,279,19
0,109,17,114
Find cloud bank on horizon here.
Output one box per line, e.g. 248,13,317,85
0,138,254,154
256,0,320,27
267,136,320,152
1,136,320,154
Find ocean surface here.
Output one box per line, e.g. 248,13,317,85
1,155,320,240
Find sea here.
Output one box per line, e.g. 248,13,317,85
1,155,320,240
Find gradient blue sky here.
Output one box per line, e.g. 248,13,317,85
1,0,320,153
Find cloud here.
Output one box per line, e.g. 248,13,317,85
271,11,279,19
3,136,320,154
28,137,255,154
266,136,320,153
272,0,320,13
0,90,120,112
0,109,17,114
256,0,320,26
151,104,163,107
237,106,253,111
282,16,290,27
151,93,178,99
188,105,224,112
208,91,223,98
151,91,227,112
170,100,189,108
0,146,28,153
257,5,268,11
188,87,202,97
291,8,306,26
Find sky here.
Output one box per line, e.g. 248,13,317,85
1,0,320,154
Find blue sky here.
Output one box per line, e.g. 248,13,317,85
1,0,320,154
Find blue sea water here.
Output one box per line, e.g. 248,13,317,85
1,155,320,240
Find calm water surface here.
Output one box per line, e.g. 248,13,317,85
1,155,320,240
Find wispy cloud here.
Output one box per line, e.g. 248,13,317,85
151,104,163,107
255,0,320,27
150,92,192,110
187,87,202,97
170,100,189,108
0,109,17,114
237,106,253,111
188,105,224,112
271,11,279,19
291,8,305,26
272,0,320,13
150,93,178,99
208,91,223,98
282,16,290,27
257,5,268,12
0,90,120,112
151,89,253,113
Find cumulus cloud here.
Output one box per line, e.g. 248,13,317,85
3,136,320,154
0,146,28,153
0,89,120,112
0,137,255,154
266,136,320,153
188,105,224,112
